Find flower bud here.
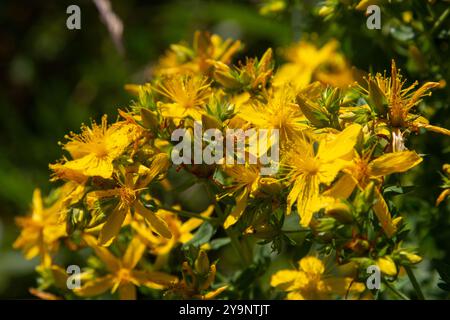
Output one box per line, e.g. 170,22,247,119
325,202,353,224
140,108,159,132
195,250,210,275
377,256,397,276
399,251,422,264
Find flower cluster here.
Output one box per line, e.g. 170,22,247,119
14,31,449,300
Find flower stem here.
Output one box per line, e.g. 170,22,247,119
383,279,410,300
159,205,217,223
431,7,450,34
405,265,425,300
226,229,252,266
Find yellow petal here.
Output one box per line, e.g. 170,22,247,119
419,124,450,136
369,151,422,177
122,237,146,270
29,288,62,300
323,277,365,297
319,159,349,185
31,189,43,218
98,206,128,246
202,286,228,300
180,205,214,233
373,189,396,238
286,291,305,300
131,221,160,245
299,256,325,275
318,124,361,162
436,189,450,206
323,173,357,199
287,178,302,215
134,201,172,239
136,153,170,188
74,275,114,297
377,257,397,276
296,175,320,227
63,154,114,179
223,188,249,229
270,270,301,289
83,234,121,271
132,270,177,288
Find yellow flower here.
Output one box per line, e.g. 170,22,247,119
50,116,140,180
14,189,66,267
359,60,447,150
154,31,242,76
131,205,214,268
75,235,177,300
271,256,365,300
87,154,172,246
156,76,211,121
284,124,361,226
274,40,353,91
238,86,307,142
222,164,264,229
324,150,422,237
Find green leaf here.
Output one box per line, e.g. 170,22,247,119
182,222,215,248
209,237,231,250
383,185,415,196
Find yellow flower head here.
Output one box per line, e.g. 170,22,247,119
238,86,307,142
156,76,211,121
87,154,172,246
75,235,177,300
274,40,353,90
50,116,140,180
154,31,242,77
132,206,214,257
14,189,66,267
284,124,361,226
359,60,446,136
271,256,365,299
324,149,422,237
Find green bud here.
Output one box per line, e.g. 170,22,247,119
325,202,353,224
195,250,210,275
140,108,159,132
67,205,88,234
368,79,387,116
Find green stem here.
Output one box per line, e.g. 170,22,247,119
431,7,450,34
282,229,310,233
383,280,410,300
159,205,217,223
405,265,425,300
226,229,252,266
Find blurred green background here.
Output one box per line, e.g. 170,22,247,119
0,0,449,299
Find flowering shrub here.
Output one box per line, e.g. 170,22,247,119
14,30,449,300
